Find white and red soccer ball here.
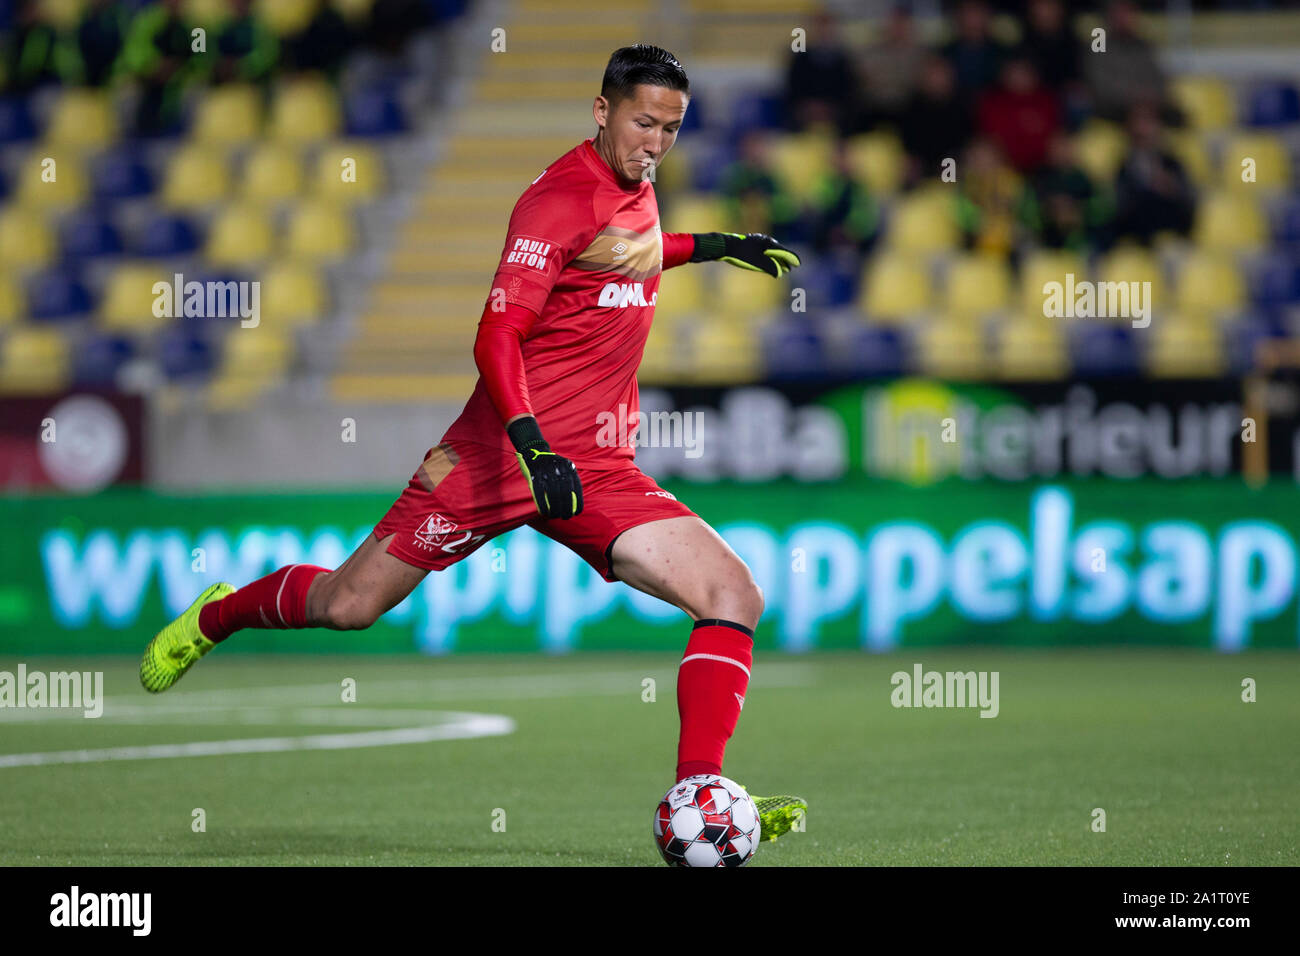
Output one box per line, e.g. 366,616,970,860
653,774,761,867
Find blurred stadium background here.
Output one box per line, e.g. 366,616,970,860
2,0,1299,654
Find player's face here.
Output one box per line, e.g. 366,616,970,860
595,84,689,183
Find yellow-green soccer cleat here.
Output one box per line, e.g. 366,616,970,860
139,582,234,693
739,785,809,842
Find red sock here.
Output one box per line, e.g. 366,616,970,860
675,619,754,782
198,564,328,642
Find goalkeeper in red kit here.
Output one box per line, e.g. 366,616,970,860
140,44,807,843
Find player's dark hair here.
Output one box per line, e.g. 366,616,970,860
600,44,690,105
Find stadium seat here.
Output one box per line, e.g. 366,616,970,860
90,147,155,200
662,193,727,234
132,211,202,257
1165,130,1212,188
1174,251,1245,317
205,205,275,268
15,151,88,209
0,327,70,394
283,201,354,262
1146,314,1226,378
99,263,170,331
312,142,386,204
0,96,37,145
1250,253,1300,308
1244,81,1300,127
717,259,783,322
845,131,904,197
943,254,1011,320
343,86,409,138
191,84,263,147
761,317,827,380
241,144,305,204
26,266,92,320
1194,192,1266,252
1096,247,1165,317
886,187,958,254
254,0,315,34
1073,120,1127,183
689,319,762,382
1172,75,1237,132
916,319,989,379
1274,197,1300,244
43,88,115,149
73,333,135,387
1069,322,1140,376
861,253,931,323
1018,249,1087,318
0,272,23,325
654,263,705,323
59,207,124,260
839,325,907,377
260,262,328,326
270,78,342,144
0,207,56,270
995,318,1068,380
161,146,232,209
1219,132,1292,192
769,131,835,205
219,327,292,376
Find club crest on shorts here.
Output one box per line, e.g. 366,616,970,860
414,513,458,549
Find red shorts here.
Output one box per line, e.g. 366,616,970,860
373,440,697,582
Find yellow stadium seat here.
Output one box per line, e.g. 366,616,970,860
717,260,783,322
887,188,958,254
0,273,22,325
916,319,989,379
1174,251,1244,317
1073,120,1127,183
861,253,932,323
241,144,304,203
283,201,354,262
637,324,681,384
1219,132,1292,192
206,205,275,267
221,327,292,376
260,263,327,326
769,131,835,204
270,78,342,144
1018,249,1086,317
1194,192,1266,253
254,0,315,34
1096,247,1164,318
43,88,115,149
15,151,88,209
183,0,233,25
1146,314,1225,377
161,146,232,208
191,84,263,147
943,254,1011,319
654,264,705,323
99,263,171,331
312,142,386,203
846,131,904,196
0,327,70,394
0,207,56,270
663,193,726,234
1166,130,1212,187
1173,75,1236,132
687,319,761,383
995,318,1068,379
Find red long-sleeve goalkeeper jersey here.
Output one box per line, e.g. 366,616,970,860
440,137,693,470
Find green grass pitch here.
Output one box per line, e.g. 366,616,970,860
1,649,1296,866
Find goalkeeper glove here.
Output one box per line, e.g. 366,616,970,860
507,416,583,520
690,232,801,278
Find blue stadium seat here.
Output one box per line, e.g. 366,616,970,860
761,317,827,380
1227,313,1288,374
344,86,408,137
1245,82,1300,127
26,266,93,320
728,91,784,138
73,334,135,387
840,325,907,377
0,95,36,144
159,328,219,380
132,211,201,257
59,208,124,260
1273,198,1300,244
1250,253,1300,308
91,147,156,201
1069,323,1140,377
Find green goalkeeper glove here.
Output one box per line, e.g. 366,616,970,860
507,416,583,520
690,232,801,278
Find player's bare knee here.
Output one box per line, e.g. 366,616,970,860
322,588,381,631
700,565,763,627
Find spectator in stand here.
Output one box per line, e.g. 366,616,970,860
956,136,1024,256
899,54,973,186
1022,0,1080,92
941,0,1010,106
77,0,127,87
367,0,433,57
115,0,209,135
213,0,279,85
718,130,801,238
2,0,82,90
854,4,925,132
809,138,880,256
283,0,354,78
783,9,857,133
977,55,1062,174
1020,132,1109,251
1083,0,1179,124
1112,102,1194,245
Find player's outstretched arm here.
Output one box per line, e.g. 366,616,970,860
688,232,801,278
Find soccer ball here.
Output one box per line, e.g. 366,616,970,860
653,774,761,867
